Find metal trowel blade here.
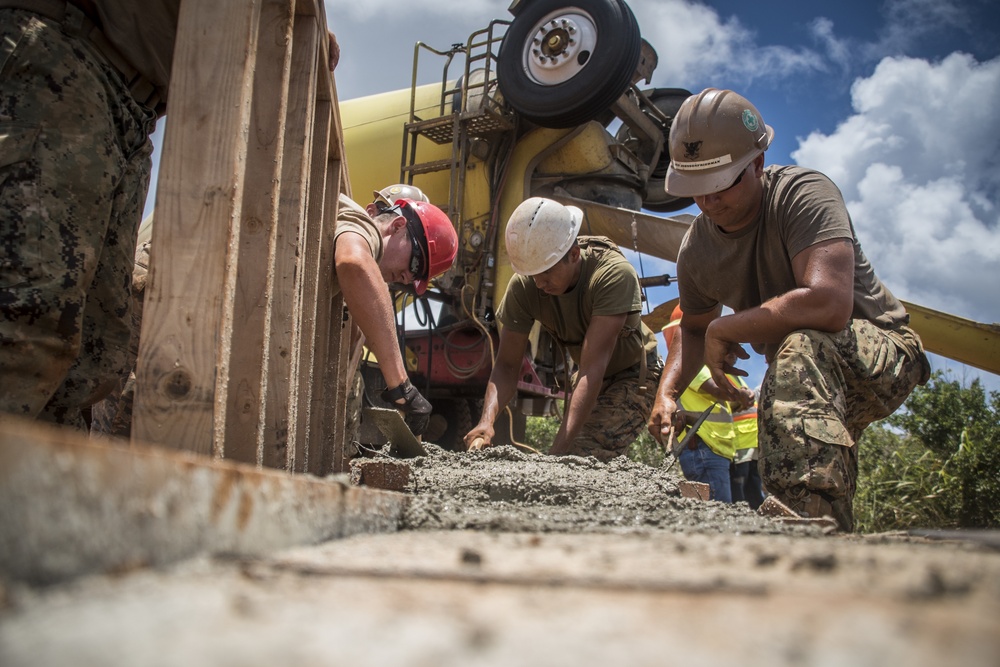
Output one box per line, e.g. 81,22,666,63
363,407,426,458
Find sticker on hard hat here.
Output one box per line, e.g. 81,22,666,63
671,154,733,171
742,109,759,132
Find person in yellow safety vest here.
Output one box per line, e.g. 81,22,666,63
730,378,765,509
663,306,752,503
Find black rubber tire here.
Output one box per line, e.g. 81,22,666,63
432,398,474,452
614,87,695,212
498,0,642,129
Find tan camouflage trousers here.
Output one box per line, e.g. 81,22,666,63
758,321,930,531
568,354,662,461
0,8,156,429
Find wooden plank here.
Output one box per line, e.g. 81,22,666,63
133,0,262,455
300,92,333,474
262,16,319,472
301,0,334,105
318,21,352,472
322,92,351,473
0,416,405,585
327,304,353,473
224,0,295,466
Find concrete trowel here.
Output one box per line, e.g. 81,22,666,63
363,407,427,458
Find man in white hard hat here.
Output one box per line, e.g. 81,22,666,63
647,88,930,531
464,197,662,461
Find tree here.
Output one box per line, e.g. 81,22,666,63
855,372,1000,532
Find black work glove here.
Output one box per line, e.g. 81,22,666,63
381,379,432,436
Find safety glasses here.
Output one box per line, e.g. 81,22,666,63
401,207,427,281
719,165,748,193
378,201,426,281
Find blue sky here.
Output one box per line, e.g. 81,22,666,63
147,0,1000,392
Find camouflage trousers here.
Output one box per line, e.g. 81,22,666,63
758,321,930,531
89,240,150,438
0,8,156,428
567,353,662,462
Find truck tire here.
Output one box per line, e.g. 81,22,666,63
615,87,696,212
432,398,474,451
498,0,641,129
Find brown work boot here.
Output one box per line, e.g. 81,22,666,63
775,489,853,532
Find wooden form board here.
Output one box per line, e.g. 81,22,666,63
134,0,353,474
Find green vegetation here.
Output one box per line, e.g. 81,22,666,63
855,372,1000,532
524,372,1000,533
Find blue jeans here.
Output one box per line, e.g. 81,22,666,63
678,441,733,503
731,460,765,510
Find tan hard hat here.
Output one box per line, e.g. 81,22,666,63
373,183,430,207
664,88,774,197
505,197,583,276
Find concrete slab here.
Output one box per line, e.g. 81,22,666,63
1,530,998,667
0,417,407,584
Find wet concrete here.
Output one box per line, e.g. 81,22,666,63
401,444,817,537
3,442,1000,665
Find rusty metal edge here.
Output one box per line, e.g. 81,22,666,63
0,416,407,585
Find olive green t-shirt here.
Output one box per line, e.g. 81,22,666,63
332,194,383,297
677,165,908,358
497,237,658,377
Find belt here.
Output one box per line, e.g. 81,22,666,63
1,0,164,114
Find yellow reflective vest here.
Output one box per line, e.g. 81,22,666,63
731,375,759,463
677,366,736,460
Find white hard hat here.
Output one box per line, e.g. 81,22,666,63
505,197,583,276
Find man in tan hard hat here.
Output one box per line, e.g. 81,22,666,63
647,88,930,531
464,197,661,461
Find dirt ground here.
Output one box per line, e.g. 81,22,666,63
2,444,999,666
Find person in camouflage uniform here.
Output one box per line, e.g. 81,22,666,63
89,235,149,437
465,198,662,461
647,89,930,531
0,1,166,429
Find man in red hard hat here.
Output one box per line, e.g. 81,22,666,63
335,188,457,436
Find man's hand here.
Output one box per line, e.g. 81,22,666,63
328,32,340,72
703,329,749,403
647,394,681,446
731,386,755,411
548,438,572,457
464,423,495,451
381,379,431,436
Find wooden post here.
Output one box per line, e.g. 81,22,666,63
133,0,263,456
223,0,295,466
133,0,351,473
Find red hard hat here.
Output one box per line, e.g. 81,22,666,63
400,199,458,294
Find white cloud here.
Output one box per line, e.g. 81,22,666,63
792,52,1000,323
628,0,826,88
325,0,496,23
872,0,973,58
